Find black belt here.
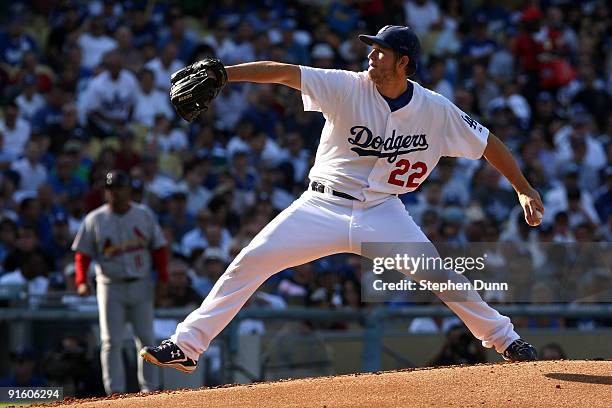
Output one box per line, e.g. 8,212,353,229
310,181,357,200
120,277,141,283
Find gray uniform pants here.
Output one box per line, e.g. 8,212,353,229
97,279,158,394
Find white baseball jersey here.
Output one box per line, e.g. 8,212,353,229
300,66,489,202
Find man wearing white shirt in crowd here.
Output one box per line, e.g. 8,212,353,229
15,74,45,122
10,139,48,194
554,113,606,173
133,68,174,128
188,247,229,297
77,16,118,70
176,160,212,215
213,84,251,131
145,42,183,91
404,0,441,36
181,210,232,261
255,167,295,211
247,131,286,168
0,133,16,168
0,251,49,297
226,122,286,168
226,120,256,158
145,114,188,153
544,164,600,226
0,101,31,158
79,50,138,138
428,56,454,102
139,155,177,200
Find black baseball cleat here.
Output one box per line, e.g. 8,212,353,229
140,340,198,373
502,339,538,362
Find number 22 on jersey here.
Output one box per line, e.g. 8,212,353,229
387,159,428,189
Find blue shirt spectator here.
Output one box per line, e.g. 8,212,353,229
47,153,89,204
157,15,197,64
31,87,65,135
326,1,360,35
0,18,38,66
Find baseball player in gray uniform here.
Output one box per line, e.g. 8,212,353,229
141,26,543,373
72,170,169,394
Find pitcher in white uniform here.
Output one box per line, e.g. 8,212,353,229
141,25,544,373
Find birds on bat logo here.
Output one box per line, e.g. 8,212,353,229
102,227,147,256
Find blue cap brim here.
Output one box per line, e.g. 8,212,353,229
358,34,393,50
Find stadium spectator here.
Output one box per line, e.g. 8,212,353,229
176,159,212,215
48,151,89,206
16,74,46,122
0,249,50,296
0,217,17,268
181,208,232,261
157,258,201,308
0,15,38,67
41,211,73,270
139,154,177,200
11,139,48,194
0,349,46,387
459,16,497,72
46,103,86,155
79,50,138,138
160,189,194,241
114,25,144,74
189,247,229,297
145,113,188,153
427,56,453,101
0,133,15,169
114,130,141,172
407,179,443,224
280,132,310,186
0,101,31,158
145,42,183,91
133,68,174,128
157,12,197,64
31,85,66,135
278,263,315,306
77,15,117,71
404,0,441,36
465,64,500,116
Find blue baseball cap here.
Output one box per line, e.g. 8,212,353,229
359,25,420,67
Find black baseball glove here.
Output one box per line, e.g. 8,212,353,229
169,58,228,122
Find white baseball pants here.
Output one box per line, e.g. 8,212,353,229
172,190,519,360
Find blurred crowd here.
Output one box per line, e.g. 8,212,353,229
0,0,610,330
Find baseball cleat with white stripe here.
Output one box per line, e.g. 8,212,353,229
140,339,198,373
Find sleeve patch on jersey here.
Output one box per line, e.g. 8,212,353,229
461,114,483,133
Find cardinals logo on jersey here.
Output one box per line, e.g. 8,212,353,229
348,125,429,163
102,227,147,256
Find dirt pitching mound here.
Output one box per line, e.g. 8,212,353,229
41,360,610,408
